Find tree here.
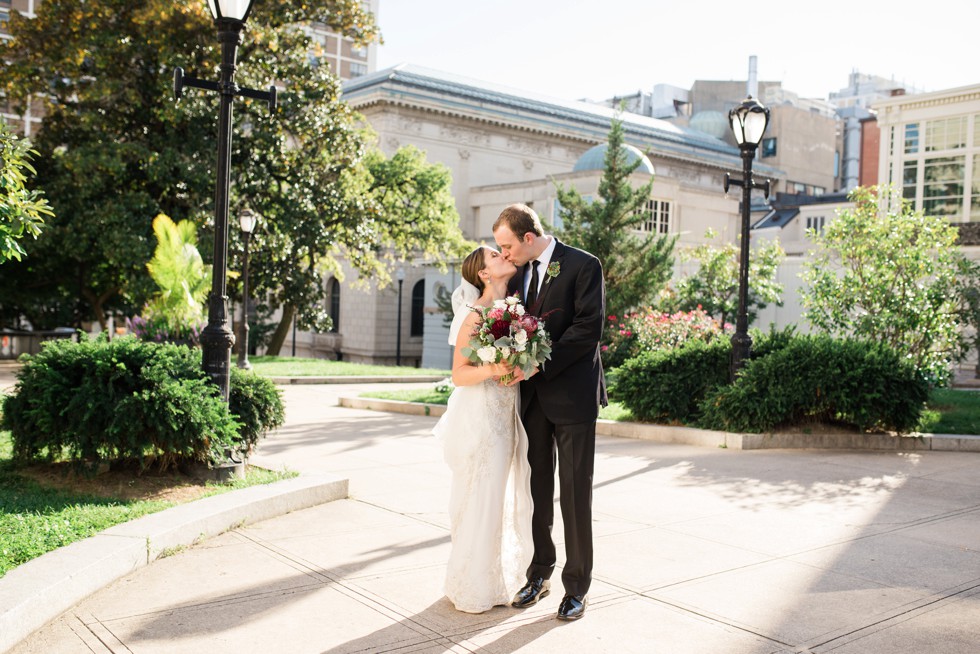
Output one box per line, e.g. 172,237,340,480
953,256,980,378
0,118,52,264
674,228,785,327
553,118,675,319
801,185,962,384
0,1,467,341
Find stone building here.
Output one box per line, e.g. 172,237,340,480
315,64,786,368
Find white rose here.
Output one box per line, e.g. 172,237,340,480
505,295,519,306
514,304,525,316
477,346,497,363
499,346,512,359
513,330,528,351
493,299,507,310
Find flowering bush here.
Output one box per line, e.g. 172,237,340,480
126,314,203,346
461,295,552,382
602,307,723,368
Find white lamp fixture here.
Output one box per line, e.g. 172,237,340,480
729,96,770,148
238,208,257,234
207,0,254,22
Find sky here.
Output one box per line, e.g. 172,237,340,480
374,1,979,104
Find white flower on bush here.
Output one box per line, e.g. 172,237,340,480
513,329,528,351
477,346,497,363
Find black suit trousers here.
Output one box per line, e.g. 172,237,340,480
522,393,595,597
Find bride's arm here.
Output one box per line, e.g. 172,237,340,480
451,312,512,386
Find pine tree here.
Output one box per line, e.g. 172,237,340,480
554,118,675,319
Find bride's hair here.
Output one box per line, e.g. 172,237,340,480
461,246,487,294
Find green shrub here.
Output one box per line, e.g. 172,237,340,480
229,367,285,454
698,335,929,433
0,336,283,468
610,339,730,423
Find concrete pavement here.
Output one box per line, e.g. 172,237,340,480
5,381,980,653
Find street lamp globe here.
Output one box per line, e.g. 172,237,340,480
729,97,770,149
239,207,257,234
207,0,254,22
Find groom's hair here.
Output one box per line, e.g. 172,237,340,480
461,246,486,293
493,203,544,239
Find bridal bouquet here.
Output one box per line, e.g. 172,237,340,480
461,295,552,382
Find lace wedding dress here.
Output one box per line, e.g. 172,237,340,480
433,367,534,613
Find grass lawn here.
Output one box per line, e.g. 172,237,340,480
360,386,978,434
0,430,296,578
917,388,980,435
250,356,449,378
361,388,634,422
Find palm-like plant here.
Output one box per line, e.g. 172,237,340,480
141,214,211,342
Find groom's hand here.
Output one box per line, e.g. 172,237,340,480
504,367,537,386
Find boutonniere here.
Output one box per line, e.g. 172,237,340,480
545,261,560,284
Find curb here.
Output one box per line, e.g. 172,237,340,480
268,375,446,385
0,473,348,654
338,396,980,452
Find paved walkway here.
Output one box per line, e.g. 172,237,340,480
7,382,980,653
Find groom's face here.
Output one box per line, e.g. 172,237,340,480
493,224,533,267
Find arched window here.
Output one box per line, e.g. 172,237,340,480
326,278,340,333
410,280,425,336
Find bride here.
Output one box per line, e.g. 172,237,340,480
433,245,534,614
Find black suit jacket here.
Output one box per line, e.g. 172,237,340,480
509,239,607,425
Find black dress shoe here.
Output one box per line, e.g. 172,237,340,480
511,577,551,608
556,594,587,621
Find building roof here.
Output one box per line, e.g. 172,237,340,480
754,208,799,230
343,64,782,176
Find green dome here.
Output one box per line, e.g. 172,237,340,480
573,143,654,174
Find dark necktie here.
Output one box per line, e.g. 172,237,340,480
526,260,540,308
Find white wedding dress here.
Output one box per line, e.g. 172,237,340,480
433,282,534,613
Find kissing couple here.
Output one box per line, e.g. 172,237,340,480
433,203,607,621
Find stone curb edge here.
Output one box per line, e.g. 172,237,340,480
0,473,348,654
269,375,446,385
338,396,980,453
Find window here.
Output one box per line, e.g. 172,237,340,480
0,8,8,31
972,153,980,221
806,215,826,234
903,160,918,201
325,278,340,332
410,280,424,337
635,199,672,235
350,62,367,78
761,137,777,158
791,182,807,194
904,123,919,154
925,116,967,152
922,156,964,218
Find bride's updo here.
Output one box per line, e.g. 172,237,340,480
461,246,487,294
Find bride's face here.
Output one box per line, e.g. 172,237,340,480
482,246,517,283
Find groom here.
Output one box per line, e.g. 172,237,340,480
493,203,607,621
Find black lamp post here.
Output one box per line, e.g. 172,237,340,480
395,267,405,367
173,0,275,401
723,96,771,380
237,208,257,370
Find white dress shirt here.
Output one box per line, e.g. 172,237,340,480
525,236,557,300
